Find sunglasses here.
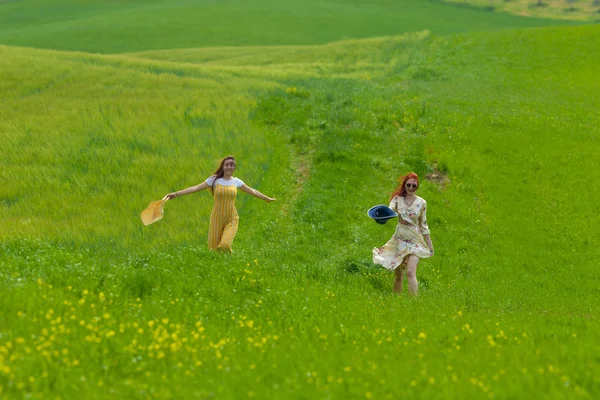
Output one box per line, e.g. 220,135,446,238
405,183,418,189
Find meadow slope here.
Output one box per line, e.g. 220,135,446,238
1,14,599,400
0,0,576,53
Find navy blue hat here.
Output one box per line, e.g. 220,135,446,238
367,205,398,224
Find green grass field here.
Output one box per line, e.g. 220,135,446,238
0,0,578,52
1,1,599,398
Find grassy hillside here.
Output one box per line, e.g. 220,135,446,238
0,0,577,53
0,32,430,247
0,45,287,247
1,2,599,398
2,24,600,398
126,33,430,70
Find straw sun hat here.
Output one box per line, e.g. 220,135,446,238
140,196,169,226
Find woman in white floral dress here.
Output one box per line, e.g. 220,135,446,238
372,172,434,295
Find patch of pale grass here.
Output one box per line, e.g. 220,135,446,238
443,0,600,21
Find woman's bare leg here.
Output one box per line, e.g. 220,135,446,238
405,255,420,296
393,266,404,294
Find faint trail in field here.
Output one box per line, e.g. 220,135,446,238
281,151,312,217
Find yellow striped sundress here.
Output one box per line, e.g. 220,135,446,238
206,176,244,252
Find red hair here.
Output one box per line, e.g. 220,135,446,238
390,172,419,200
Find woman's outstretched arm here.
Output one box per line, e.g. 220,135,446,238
239,184,276,203
166,181,210,200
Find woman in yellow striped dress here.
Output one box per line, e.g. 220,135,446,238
166,156,276,252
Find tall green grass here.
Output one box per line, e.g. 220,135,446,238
0,44,287,248
0,12,598,400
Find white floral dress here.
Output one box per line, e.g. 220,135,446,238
372,195,432,271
